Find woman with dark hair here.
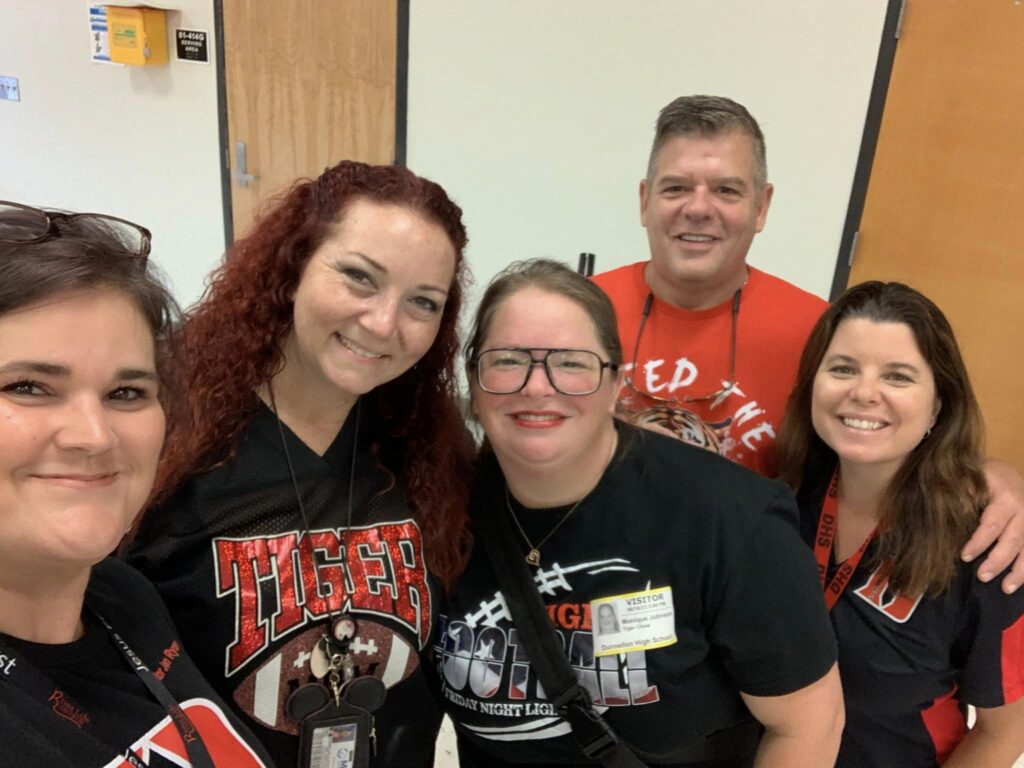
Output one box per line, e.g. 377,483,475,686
776,281,1024,766
0,202,272,765
125,161,475,767
439,259,844,767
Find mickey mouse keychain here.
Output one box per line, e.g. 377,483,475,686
286,615,387,768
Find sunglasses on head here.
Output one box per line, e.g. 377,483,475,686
0,200,151,263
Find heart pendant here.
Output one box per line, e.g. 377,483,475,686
525,549,541,566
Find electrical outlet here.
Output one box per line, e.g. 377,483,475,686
0,76,20,102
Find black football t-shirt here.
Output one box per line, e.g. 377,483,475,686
440,426,837,767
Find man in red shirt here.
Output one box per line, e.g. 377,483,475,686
592,95,1024,592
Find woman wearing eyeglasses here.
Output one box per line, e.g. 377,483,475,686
437,259,843,767
0,202,272,765
775,282,1024,766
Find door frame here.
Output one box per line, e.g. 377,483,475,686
213,1,899,279
212,0,411,249
829,0,904,299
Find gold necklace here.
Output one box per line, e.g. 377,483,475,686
505,488,586,567
504,433,618,567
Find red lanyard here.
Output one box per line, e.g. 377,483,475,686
814,472,877,611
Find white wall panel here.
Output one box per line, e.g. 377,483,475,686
1,1,223,307
408,1,889,307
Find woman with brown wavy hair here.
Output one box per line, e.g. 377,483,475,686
776,281,1024,766
125,160,474,768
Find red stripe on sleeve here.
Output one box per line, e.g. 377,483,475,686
920,686,966,765
1002,614,1024,703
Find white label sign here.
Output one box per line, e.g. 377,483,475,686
591,586,676,657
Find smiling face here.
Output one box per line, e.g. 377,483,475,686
0,289,166,577
470,287,620,483
811,318,940,480
282,198,457,411
640,130,773,309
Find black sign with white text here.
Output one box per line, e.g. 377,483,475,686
175,28,209,64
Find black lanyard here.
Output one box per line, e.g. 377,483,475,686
0,610,215,768
625,287,743,410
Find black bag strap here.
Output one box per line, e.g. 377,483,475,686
473,495,647,768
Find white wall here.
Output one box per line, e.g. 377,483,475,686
407,1,890,304
0,0,223,307
2,2,891,309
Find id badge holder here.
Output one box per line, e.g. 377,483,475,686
298,703,371,768
292,662,387,768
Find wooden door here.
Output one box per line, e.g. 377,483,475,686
849,0,1024,468
223,0,398,238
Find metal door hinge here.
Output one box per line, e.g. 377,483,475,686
847,230,861,267
895,0,907,39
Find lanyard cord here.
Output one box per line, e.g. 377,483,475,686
93,611,215,768
814,471,877,611
722,287,741,392
0,612,215,768
266,385,359,609
626,287,742,406
627,292,655,385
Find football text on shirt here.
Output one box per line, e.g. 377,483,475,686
434,558,661,741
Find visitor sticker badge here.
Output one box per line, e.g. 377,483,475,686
591,586,676,657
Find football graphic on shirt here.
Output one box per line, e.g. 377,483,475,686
232,622,419,734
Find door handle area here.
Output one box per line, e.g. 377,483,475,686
233,141,259,188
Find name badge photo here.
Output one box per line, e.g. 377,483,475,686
590,586,677,657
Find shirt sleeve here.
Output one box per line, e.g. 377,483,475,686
956,564,1024,708
708,485,838,697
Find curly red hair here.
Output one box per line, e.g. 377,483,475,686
154,160,474,587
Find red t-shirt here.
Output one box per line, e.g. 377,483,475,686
592,262,826,476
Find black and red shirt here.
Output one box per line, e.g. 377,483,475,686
125,404,442,768
797,468,1024,766
0,558,273,767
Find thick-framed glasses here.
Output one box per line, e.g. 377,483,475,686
473,348,618,396
623,288,743,411
0,200,152,262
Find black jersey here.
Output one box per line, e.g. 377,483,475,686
797,469,1024,766
125,404,441,768
438,426,837,766
0,558,272,767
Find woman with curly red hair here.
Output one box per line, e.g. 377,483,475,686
125,160,474,767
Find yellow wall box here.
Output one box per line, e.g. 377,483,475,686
106,6,169,66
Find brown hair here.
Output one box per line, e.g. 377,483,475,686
776,281,987,596
647,95,768,190
464,258,623,367
0,207,180,414
153,160,474,587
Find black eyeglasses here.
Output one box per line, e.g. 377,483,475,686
623,288,743,411
0,200,152,262
472,348,618,396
